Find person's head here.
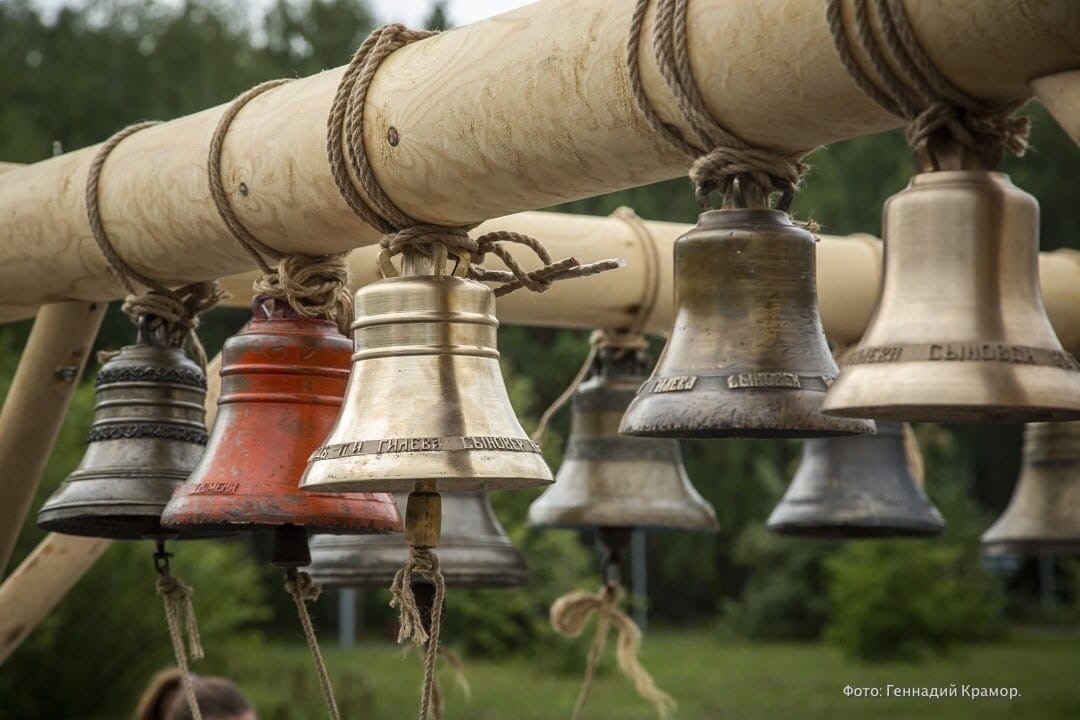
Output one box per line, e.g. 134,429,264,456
135,668,256,720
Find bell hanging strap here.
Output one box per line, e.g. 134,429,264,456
153,542,205,720
285,568,341,720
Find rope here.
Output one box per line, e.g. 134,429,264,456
209,80,354,335
284,569,341,720
627,0,807,209
86,123,224,367
411,645,471,720
824,0,1029,171
551,582,675,720
389,547,447,720
327,24,622,294
611,207,661,338
154,544,204,720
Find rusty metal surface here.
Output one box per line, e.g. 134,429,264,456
823,172,1080,423
620,209,873,438
767,421,944,538
160,305,401,538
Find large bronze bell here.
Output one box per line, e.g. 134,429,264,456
982,422,1080,555
160,303,401,541
38,329,208,540
619,209,874,438
301,261,553,494
767,421,945,538
823,172,1080,423
528,342,717,531
308,492,526,587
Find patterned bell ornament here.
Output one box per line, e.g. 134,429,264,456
619,209,874,438
528,342,717,531
160,303,401,541
982,421,1080,555
38,327,208,540
308,492,526,587
823,172,1080,422
300,252,553,494
767,422,945,538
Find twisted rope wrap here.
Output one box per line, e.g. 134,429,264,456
825,0,1029,170
156,570,205,720
390,547,447,720
285,569,341,720
551,582,675,720
209,80,354,335
328,24,621,293
628,0,807,209
87,123,223,366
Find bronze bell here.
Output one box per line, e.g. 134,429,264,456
767,421,945,538
308,492,526,587
528,343,717,531
301,256,553,494
982,422,1080,555
619,209,874,438
823,172,1080,423
38,331,208,540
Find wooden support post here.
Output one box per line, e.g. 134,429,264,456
0,301,106,575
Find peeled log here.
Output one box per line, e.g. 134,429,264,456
0,0,1075,313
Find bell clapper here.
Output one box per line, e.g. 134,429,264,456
406,492,443,551
271,524,313,570
597,526,632,591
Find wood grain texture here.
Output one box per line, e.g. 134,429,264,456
1033,70,1080,142
0,0,1074,311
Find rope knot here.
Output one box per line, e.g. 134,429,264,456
285,569,323,603
252,254,354,335
390,547,443,648
156,570,205,663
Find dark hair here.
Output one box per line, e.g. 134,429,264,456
135,668,254,720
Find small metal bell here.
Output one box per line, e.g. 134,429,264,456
767,421,945,538
38,329,208,540
982,421,1080,555
160,303,401,540
529,343,717,531
823,172,1080,423
301,260,553,494
308,492,526,587
619,209,874,438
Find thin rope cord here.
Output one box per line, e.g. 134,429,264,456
154,545,204,720
390,547,447,720
327,25,622,295
209,80,354,334
611,207,661,338
285,569,341,720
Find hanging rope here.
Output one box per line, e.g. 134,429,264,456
327,24,622,294
86,123,224,368
627,0,807,209
390,548,447,720
208,80,354,335
284,569,341,720
154,543,204,720
824,0,1029,171
551,581,676,720
408,644,471,720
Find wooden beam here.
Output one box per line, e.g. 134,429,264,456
1034,70,1080,143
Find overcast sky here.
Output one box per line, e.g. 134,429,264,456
32,0,538,27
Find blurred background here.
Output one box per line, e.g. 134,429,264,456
0,0,1078,718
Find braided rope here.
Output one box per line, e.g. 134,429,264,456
154,546,205,720
390,548,447,720
285,569,341,720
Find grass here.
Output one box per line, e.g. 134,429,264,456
216,628,1080,719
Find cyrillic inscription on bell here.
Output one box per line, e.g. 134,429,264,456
982,421,1080,555
308,492,526,588
767,422,945,538
529,343,716,532
300,257,553,494
160,304,401,539
37,337,208,540
619,209,874,438
823,172,1080,423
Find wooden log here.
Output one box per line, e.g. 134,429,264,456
1034,70,1080,143
217,212,1080,352
0,0,1074,311
0,301,106,574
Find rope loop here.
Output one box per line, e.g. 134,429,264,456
390,547,447,720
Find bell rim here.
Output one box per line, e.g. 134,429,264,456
766,519,946,539
300,474,553,494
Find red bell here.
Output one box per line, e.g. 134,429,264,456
161,302,401,544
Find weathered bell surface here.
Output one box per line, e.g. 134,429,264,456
823,172,1080,423
528,344,717,531
982,421,1080,555
619,209,874,439
767,421,945,538
308,492,526,587
300,273,553,494
37,336,208,540
161,304,401,538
